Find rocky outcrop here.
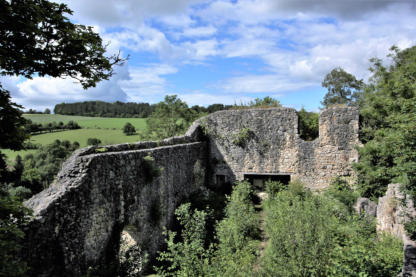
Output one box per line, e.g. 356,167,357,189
354,197,377,217
376,184,416,277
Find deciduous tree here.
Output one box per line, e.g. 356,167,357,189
321,67,364,107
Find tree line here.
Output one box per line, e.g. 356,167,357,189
25,119,80,135
53,100,236,118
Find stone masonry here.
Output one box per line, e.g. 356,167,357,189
24,106,359,276
24,126,207,277
200,106,359,190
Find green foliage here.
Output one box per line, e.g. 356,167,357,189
260,180,402,277
405,218,416,240
321,67,364,108
8,186,32,201
54,101,155,118
265,180,286,197
87,138,101,146
325,177,359,213
248,96,282,108
145,95,199,140
24,119,81,135
232,128,254,148
261,188,339,276
232,96,282,109
330,225,403,277
0,86,28,151
355,45,416,199
155,179,402,277
95,147,108,153
155,203,213,277
20,140,80,193
142,155,161,184
0,184,31,277
0,0,125,89
123,122,136,136
156,181,259,277
212,181,259,276
298,107,319,141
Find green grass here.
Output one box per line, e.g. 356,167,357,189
23,114,147,130
2,115,148,162
3,129,143,161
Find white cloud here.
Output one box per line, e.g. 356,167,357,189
182,39,219,60
221,74,315,93
7,65,130,111
5,0,416,110
120,64,178,103
181,26,217,37
59,0,207,28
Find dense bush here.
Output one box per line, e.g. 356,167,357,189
19,140,80,194
261,186,339,276
87,138,101,146
324,177,359,213
155,181,260,277
155,180,402,277
260,181,402,277
0,184,31,277
25,119,80,135
123,122,136,136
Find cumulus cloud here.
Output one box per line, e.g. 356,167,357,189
59,0,206,28
8,0,416,110
119,64,178,103
221,74,315,93
7,65,130,111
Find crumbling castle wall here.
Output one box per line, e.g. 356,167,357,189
23,106,359,276
24,127,207,277
200,106,359,189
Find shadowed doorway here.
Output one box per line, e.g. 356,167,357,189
243,173,291,191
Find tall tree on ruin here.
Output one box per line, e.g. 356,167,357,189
321,67,364,108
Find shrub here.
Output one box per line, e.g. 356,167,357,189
87,138,101,146
261,189,339,276
123,122,136,136
265,180,286,197
232,128,254,148
155,203,213,277
325,177,359,213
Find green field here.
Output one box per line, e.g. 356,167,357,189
23,114,147,130
3,115,148,162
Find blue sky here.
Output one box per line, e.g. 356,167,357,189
3,0,416,111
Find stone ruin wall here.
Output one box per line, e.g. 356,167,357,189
200,106,359,190
24,126,207,277
23,106,360,276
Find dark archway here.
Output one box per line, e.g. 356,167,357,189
244,173,291,191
